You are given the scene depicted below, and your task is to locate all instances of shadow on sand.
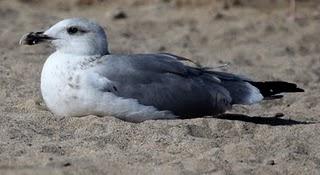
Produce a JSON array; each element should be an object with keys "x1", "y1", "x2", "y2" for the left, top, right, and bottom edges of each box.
[{"x1": 213, "y1": 113, "x2": 318, "y2": 126}]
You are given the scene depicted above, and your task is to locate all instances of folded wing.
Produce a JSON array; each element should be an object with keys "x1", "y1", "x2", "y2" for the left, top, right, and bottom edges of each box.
[{"x1": 95, "y1": 53, "x2": 232, "y2": 118}]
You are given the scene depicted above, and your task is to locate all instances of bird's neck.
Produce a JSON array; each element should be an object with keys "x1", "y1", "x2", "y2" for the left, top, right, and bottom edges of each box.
[{"x1": 51, "y1": 51, "x2": 103, "y2": 64}]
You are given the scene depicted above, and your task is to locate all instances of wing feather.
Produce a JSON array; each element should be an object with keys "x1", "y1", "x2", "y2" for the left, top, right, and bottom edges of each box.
[{"x1": 93, "y1": 53, "x2": 232, "y2": 118}]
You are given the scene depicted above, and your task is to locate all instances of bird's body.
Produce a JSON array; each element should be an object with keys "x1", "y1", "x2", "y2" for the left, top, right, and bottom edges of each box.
[
  {"x1": 41, "y1": 51, "x2": 234, "y2": 122},
  {"x1": 20, "y1": 18, "x2": 304, "y2": 122}
]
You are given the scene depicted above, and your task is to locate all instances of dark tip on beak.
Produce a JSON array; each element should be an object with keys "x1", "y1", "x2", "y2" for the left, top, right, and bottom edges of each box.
[{"x1": 19, "y1": 31, "x2": 55, "y2": 45}]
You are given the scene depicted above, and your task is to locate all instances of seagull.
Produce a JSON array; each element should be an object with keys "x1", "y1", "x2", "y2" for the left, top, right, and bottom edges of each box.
[{"x1": 19, "y1": 18, "x2": 304, "y2": 122}]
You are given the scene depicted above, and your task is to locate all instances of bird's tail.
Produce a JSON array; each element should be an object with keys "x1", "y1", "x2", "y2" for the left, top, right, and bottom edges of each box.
[
  {"x1": 249, "y1": 81, "x2": 304, "y2": 100},
  {"x1": 221, "y1": 80, "x2": 304, "y2": 105},
  {"x1": 206, "y1": 71, "x2": 304, "y2": 104}
]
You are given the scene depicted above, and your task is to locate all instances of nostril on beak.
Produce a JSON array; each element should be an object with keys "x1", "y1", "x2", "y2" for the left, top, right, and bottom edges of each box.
[{"x1": 19, "y1": 31, "x2": 55, "y2": 45}]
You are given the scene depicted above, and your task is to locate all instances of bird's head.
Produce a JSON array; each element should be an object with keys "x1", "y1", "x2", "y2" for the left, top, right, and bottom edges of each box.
[{"x1": 19, "y1": 18, "x2": 109, "y2": 56}]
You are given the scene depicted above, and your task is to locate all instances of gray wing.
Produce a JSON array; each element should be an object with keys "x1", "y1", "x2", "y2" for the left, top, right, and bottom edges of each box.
[{"x1": 95, "y1": 53, "x2": 232, "y2": 118}]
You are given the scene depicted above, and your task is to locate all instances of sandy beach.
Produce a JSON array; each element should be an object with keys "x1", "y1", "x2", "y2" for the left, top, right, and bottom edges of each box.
[{"x1": 0, "y1": 0, "x2": 320, "y2": 174}]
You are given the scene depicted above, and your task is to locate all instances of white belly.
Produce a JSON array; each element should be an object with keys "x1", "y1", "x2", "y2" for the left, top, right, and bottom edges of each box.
[
  {"x1": 40, "y1": 52, "x2": 176, "y2": 122},
  {"x1": 40, "y1": 53, "x2": 92, "y2": 117}
]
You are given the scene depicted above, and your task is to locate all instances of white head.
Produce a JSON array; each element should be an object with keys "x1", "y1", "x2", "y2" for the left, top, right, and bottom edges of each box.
[{"x1": 20, "y1": 18, "x2": 110, "y2": 56}]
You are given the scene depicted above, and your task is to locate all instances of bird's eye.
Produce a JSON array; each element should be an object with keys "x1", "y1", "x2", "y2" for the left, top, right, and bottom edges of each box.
[{"x1": 67, "y1": 27, "x2": 79, "y2": 35}]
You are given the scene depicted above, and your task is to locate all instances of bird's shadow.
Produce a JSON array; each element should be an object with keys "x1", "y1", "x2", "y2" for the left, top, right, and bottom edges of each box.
[{"x1": 212, "y1": 113, "x2": 318, "y2": 126}]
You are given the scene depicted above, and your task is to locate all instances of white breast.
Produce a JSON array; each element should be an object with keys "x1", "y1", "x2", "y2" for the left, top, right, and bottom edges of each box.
[{"x1": 41, "y1": 52, "x2": 89, "y2": 116}]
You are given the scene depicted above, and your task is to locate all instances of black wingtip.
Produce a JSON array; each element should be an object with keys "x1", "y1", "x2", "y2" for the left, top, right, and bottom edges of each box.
[
  {"x1": 285, "y1": 83, "x2": 305, "y2": 93},
  {"x1": 264, "y1": 95, "x2": 284, "y2": 100},
  {"x1": 249, "y1": 81, "x2": 305, "y2": 98},
  {"x1": 295, "y1": 87, "x2": 305, "y2": 92}
]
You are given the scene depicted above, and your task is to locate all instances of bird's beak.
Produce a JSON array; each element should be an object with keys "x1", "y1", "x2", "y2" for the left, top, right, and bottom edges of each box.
[{"x1": 19, "y1": 31, "x2": 56, "y2": 45}]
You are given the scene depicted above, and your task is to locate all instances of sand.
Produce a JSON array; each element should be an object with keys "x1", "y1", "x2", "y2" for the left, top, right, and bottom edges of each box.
[{"x1": 0, "y1": 0, "x2": 320, "y2": 174}]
